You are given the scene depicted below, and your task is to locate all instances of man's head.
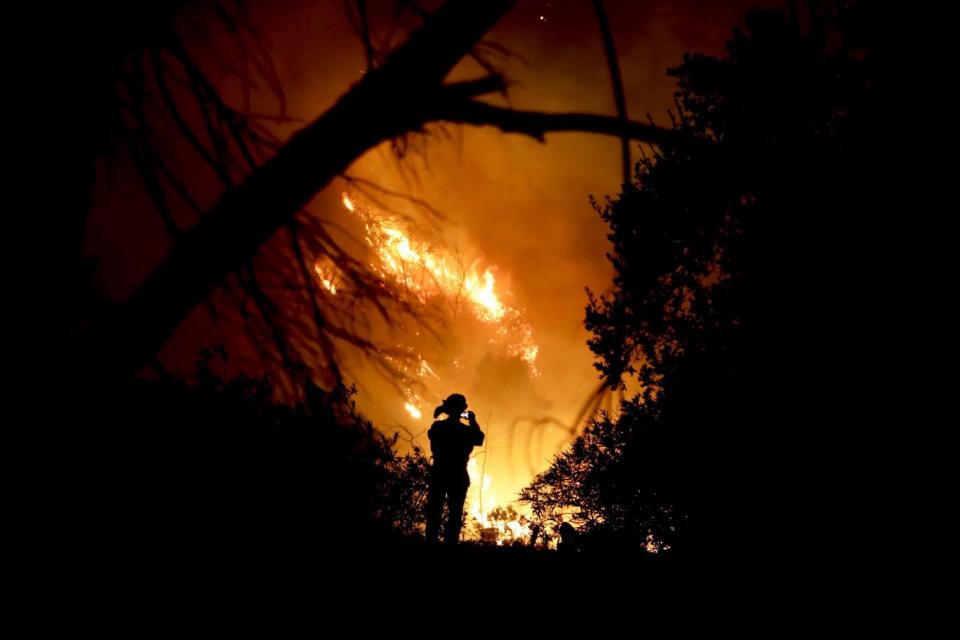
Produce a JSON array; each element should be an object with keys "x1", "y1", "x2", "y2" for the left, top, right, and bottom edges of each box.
[{"x1": 434, "y1": 393, "x2": 468, "y2": 418}]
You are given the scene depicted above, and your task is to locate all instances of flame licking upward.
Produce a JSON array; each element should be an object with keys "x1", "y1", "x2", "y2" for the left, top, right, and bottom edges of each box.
[
  {"x1": 359, "y1": 200, "x2": 507, "y2": 323},
  {"x1": 327, "y1": 192, "x2": 539, "y2": 376},
  {"x1": 464, "y1": 270, "x2": 505, "y2": 321}
]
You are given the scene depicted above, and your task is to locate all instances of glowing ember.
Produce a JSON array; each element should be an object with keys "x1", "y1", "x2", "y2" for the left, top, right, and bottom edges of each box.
[
  {"x1": 313, "y1": 263, "x2": 338, "y2": 295},
  {"x1": 404, "y1": 402, "x2": 422, "y2": 419},
  {"x1": 418, "y1": 358, "x2": 439, "y2": 380},
  {"x1": 644, "y1": 534, "x2": 662, "y2": 553}
]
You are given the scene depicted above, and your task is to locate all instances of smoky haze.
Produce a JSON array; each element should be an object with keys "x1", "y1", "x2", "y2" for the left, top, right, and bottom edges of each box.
[{"x1": 84, "y1": 0, "x2": 777, "y2": 513}]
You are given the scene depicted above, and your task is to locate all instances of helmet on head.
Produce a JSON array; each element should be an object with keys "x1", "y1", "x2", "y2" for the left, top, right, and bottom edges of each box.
[{"x1": 433, "y1": 393, "x2": 468, "y2": 418}]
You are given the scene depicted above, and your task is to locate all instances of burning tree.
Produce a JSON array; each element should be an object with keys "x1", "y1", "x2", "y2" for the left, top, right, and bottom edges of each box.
[
  {"x1": 327, "y1": 191, "x2": 539, "y2": 414},
  {"x1": 60, "y1": 0, "x2": 683, "y2": 396}
]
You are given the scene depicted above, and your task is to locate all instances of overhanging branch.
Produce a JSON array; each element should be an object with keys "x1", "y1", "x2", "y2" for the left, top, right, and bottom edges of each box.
[
  {"x1": 431, "y1": 99, "x2": 687, "y2": 147},
  {"x1": 91, "y1": 0, "x2": 699, "y2": 381}
]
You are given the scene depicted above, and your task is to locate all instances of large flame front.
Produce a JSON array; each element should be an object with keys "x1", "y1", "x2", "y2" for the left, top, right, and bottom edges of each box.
[
  {"x1": 325, "y1": 192, "x2": 539, "y2": 380},
  {"x1": 357, "y1": 195, "x2": 511, "y2": 327},
  {"x1": 315, "y1": 192, "x2": 541, "y2": 545}
]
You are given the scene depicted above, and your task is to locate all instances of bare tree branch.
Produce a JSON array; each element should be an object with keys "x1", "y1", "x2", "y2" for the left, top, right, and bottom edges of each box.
[
  {"x1": 591, "y1": 0, "x2": 631, "y2": 185},
  {"x1": 441, "y1": 75, "x2": 508, "y2": 101},
  {"x1": 431, "y1": 99, "x2": 684, "y2": 147}
]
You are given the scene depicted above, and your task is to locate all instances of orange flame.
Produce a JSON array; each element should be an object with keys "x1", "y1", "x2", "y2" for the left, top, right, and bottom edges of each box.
[
  {"x1": 467, "y1": 459, "x2": 532, "y2": 545},
  {"x1": 464, "y1": 269, "x2": 505, "y2": 321},
  {"x1": 329, "y1": 192, "x2": 539, "y2": 376}
]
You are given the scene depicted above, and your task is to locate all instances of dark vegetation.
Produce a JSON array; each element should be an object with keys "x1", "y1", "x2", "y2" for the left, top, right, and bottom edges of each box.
[{"x1": 29, "y1": 0, "x2": 906, "y2": 586}]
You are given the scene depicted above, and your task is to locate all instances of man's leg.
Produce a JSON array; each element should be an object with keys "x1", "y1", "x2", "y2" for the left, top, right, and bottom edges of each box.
[
  {"x1": 425, "y1": 477, "x2": 445, "y2": 543},
  {"x1": 445, "y1": 481, "x2": 469, "y2": 545}
]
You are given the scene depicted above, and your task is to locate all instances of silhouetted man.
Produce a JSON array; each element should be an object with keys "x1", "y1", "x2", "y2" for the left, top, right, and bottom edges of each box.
[
  {"x1": 557, "y1": 522, "x2": 580, "y2": 553},
  {"x1": 425, "y1": 393, "x2": 484, "y2": 544}
]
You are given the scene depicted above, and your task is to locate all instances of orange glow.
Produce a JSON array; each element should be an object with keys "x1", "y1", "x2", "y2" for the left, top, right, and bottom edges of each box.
[
  {"x1": 467, "y1": 458, "x2": 532, "y2": 545},
  {"x1": 318, "y1": 192, "x2": 548, "y2": 542}
]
